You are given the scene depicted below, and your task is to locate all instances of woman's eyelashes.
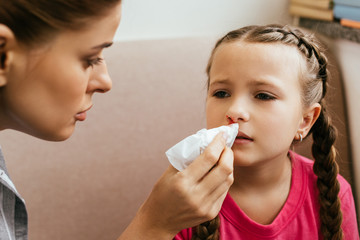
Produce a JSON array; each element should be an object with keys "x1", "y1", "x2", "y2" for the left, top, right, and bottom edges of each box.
[
  {"x1": 84, "y1": 57, "x2": 104, "y2": 68},
  {"x1": 86, "y1": 57, "x2": 104, "y2": 68}
]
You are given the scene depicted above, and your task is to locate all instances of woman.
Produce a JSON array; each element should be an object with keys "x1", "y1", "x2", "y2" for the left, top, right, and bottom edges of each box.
[{"x1": 0, "y1": 1, "x2": 233, "y2": 239}]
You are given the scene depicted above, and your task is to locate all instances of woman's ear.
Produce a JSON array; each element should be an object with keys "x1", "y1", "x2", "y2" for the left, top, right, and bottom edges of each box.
[
  {"x1": 0, "y1": 24, "x2": 16, "y2": 87},
  {"x1": 298, "y1": 103, "x2": 322, "y2": 138}
]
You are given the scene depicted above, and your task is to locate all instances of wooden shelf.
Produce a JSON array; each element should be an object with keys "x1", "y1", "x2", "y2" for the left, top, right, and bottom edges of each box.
[{"x1": 298, "y1": 18, "x2": 360, "y2": 43}]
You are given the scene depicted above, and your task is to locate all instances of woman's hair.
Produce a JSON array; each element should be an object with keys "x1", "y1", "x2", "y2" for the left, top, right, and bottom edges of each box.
[
  {"x1": 0, "y1": 0, "x2": 121, "y2": 47},
  {"x1": 192, "y1": 24, "x2": 343, "y2": 240}
]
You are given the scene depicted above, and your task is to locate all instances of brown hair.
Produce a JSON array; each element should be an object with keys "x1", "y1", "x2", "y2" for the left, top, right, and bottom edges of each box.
[
  {"x1": 193, "y1": 24, "x2": 343, "y2": 240},
  {"x1": 0, "y1": 0, "x2": 121, "y2": 47}
]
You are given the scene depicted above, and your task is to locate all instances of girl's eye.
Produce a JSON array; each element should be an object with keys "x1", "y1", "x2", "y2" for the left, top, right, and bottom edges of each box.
[
  {"x1": 255, "y1": 93, "x2": 276, "y2": 100},
  {"x1": 86, "y1": 57, "x2": 103, "y2": 68},
  {"x1": 213, "y1": 90, "x2": 231, "y2": 98}
]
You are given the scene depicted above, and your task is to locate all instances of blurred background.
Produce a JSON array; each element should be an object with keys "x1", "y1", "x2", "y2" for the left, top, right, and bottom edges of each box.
[
  {"x1": 114, "y1": 0, "x2": 291, "y2": 41},
  {"x1": 0, "y1": 0, "x2": 359, "y2": 239}
]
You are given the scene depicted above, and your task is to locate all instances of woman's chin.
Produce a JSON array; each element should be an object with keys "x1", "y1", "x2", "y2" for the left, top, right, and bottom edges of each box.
[{"x1": 28, "y1": 127, "x2": 75, "y2": 142}]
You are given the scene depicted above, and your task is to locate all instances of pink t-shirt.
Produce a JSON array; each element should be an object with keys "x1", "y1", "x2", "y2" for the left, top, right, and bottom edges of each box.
[{"x1": 174, "y1": 152, "x2": 359, "y2": 239}]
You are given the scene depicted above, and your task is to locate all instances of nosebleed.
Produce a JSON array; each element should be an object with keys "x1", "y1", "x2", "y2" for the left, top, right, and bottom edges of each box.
[{"x1": 166, "y1": 123, "x2": 239, "y2": 171}]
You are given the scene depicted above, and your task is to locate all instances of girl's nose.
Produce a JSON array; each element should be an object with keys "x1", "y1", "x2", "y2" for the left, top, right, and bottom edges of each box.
[
  {"x1": 226, "y1": 104, "x2": 250, "y2": 124},
  {"x1": 87, "y1": 63, "x2": 112, "y2": 93}
]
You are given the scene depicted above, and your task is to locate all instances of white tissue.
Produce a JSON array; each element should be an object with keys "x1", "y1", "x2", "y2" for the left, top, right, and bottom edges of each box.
[{"x1": 166, "y1": 123, "x2": 239, "y2": 171}]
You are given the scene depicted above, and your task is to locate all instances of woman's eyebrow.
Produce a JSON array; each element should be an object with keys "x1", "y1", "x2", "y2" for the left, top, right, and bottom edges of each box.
[{"x1": 92, "y1": 42, "x2": 113, "y2": 49}]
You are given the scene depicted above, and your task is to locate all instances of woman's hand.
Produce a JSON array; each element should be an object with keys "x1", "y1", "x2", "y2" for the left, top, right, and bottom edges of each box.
[{"x1": 118, "y1": 133, "x2": 234, "y2": 240}]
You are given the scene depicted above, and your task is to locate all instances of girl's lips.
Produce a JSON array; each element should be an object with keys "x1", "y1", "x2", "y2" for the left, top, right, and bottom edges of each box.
[
  {"x1": 234, "y1": 137, "x2": 253, "y2": 144},
  {"x1": 234, "y1": 131, "x2": 253, "y2": 144},
  {"x1": 237, "y1": 131, "x2": 252, "y2": 139}
]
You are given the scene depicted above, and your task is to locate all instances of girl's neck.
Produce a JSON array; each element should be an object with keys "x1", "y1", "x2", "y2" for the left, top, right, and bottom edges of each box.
[
  {"x1": 230, "y1": 153, "x2": 292, "y2": 193},
  {"x1": 229, "y1": 153, "x2": 292, "y2": 225}
]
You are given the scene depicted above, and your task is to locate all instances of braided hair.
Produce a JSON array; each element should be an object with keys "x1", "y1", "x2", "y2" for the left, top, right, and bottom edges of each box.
[
  {"x1": 193, "y1": 24, "x2": 343, "y2": 240},
  {"x1": 191, "y1": 215, "x2": 220, "y2": 240}
]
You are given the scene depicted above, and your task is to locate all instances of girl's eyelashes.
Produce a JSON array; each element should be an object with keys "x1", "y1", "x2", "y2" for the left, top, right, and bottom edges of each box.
[
  {"x1": 255, "y1": 92, "x2": 276, "y2": 101},
  {"x1": 213, "y1": 90, "x2": 231, "y2": 98},
  {"x1": 86, "y1": 57, "x2": 104, "y2": 68},
  {"x1": 210, "y1": 89, "x2": 277, "y2": 101}
]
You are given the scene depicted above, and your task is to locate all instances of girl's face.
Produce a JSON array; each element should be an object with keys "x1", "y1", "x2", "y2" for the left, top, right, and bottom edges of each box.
[
  {"x1": 0, "y1": 3, "x2": 121, "y2": 141},
  {"x1": 206, "y1": 42, "x2": 306, "y2": 166}
]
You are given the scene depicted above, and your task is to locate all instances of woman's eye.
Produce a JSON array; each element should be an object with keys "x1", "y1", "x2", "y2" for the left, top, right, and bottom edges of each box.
[
  {"x1": 255, "y1": 93, "x2": 276, "y2": 100},
  {"x1": 86, "y1": 57, "x2": 103, "y2": 68},
  {"x1": 213, "y1": 90, "x2": 230, "y2": 98}
]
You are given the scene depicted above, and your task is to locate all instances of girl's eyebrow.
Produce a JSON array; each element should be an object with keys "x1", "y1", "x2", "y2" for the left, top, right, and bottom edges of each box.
[
  {"x1": 249, "y1": 78, "x2": 283, "y2": 90},
  {"x1": 250, "y1": 80, "x2": 274, "y2": 87},
  {"x1": 209, "y1": 78, "x2": 284, "y2": 91},
  {"x1": 92, "y1": 42, "x2": 113, "y2": 49},
  {"x1": 209, "y1": 79, "x2": 232, "y2": 87}
]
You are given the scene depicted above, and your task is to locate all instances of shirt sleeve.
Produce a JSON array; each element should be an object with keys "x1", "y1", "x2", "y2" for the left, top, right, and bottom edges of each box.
[
  {"x1": 339, "y1": 179, "x2": 360, "y2": 240},
  {"x1": 173, "y1": 228, "x2": 193, "y2": 240}
]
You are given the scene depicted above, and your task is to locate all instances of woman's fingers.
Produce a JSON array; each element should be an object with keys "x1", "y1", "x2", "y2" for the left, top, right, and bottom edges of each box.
[
  {"x1": 178, "y1": 134, "x2": 234, "y2": 222},
  {"x1": 200, "y1": 146, "x2": 234, "y2": 196},
  {"x1": 184, "y1": 132, "x2": 227, "y2": 182},
  {"x1": 194, "y1": 146, "x2": 234, "y2": 219},
  {"x1": 128, "y1": 134, "x2": 234, "y2": 237}
]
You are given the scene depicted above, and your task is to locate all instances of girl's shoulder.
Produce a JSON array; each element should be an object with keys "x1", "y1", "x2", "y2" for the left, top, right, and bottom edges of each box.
[{"x1": 290, "y1": 151, "x2": 353, "y2": 197}]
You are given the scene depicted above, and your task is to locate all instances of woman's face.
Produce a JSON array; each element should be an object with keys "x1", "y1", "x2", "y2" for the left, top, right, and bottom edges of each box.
[
  {"x1": 206, "y1": 41, "x2": 306, "y2": 166},
  {"x1": 0, "y1": 3, "x2": 121, "y2": 141}
]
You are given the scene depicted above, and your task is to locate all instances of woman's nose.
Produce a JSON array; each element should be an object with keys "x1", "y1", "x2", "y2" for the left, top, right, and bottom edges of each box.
[
  {"x1": 87, "y1": 63, "x2": 112, "y2": 93},
  {"x1": 226, "y1": 101, "x2": 250, "y2": 124}
]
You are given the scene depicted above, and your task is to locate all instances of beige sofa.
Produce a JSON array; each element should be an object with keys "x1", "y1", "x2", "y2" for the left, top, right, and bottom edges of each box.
[{"x1": 0, "y1": 35, "x2": 358, "y2": 239}]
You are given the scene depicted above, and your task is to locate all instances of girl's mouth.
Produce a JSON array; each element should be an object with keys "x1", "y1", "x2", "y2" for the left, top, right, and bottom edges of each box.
[{"x1": 234, "y1": 131, "x2": 253, "y2": 143}]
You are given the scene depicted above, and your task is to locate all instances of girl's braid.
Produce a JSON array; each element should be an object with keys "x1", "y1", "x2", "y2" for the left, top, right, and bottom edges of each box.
[
  {"x1": 277, "y1": 27, "x2": 343, "y2": 239},
  {"x1": 312, "y1": 103, "x2": 343, "y2": 239},
  {"x1": 191, "y1": 215, "x2": 220, "y2": 240}
]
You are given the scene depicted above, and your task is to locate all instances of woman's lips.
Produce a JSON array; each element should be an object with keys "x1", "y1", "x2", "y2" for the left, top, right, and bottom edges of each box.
[
  {"x1": 75, "y1": 105, "x2": 92, "y2": 121},
  {"x1": 75, "y1": 111, "x2": 87, "y2": 121}
]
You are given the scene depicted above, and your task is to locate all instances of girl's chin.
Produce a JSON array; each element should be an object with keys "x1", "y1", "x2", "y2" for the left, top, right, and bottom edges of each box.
[
  {"x1": 233, "y1": 160, "x2": 255, "y2": 167},
  {"x1": 232, "y1": 151, "x2": 256, "y2": 167}
]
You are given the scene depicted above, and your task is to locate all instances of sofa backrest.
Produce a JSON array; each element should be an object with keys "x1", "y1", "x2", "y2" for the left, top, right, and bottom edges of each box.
[{"x1": 0, "y1": 36, "x2": 357, "y2": 239}]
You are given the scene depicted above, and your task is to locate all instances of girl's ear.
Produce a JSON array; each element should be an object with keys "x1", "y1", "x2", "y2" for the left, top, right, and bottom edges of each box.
[
  {"x1": 0, "y1": 24, "x2": 16, "y2": 87},
  {"x1": 298, "y1": 103, "x2": 322, "y2": 138}
]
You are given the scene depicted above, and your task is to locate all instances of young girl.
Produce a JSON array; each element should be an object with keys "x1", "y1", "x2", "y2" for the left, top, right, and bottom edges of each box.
[
  {"x1": 0, "y1": 1, "x2": 234, "y2": 239},
  {"x1": 174, "y1": 24, "x2": 359, "y2": 239}
]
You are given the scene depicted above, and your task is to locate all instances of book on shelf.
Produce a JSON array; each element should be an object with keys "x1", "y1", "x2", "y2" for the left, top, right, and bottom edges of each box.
[
  {"x1": 289, "y1": 3, "x2": 334, "y2": 21},
  {"x1": 334, "y1": 4, "x2": 360, "y2": 21},
  {"x1": 291, "y1": 0, "x2": 333, "y2": 10},
  {"x1": 333, "y1": 0, "x2": 360, "y2": 8},
  {"x1": 340, "y1": 18, "x2": 360, "y2": 29}
]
